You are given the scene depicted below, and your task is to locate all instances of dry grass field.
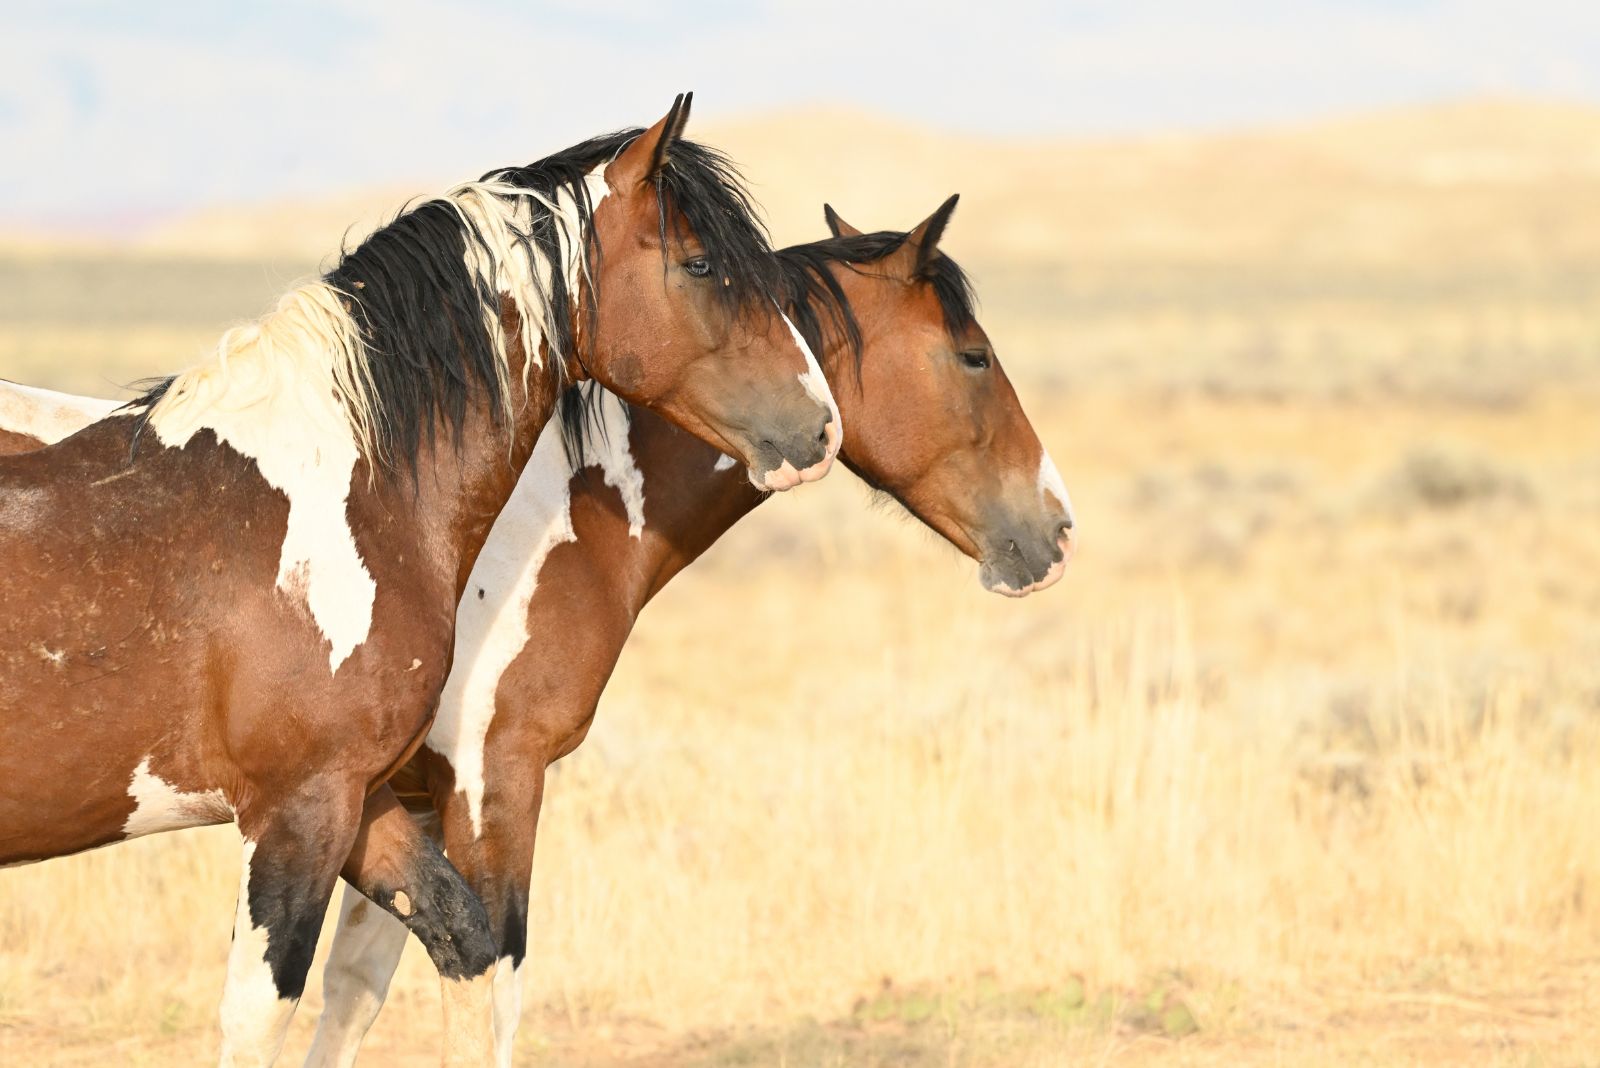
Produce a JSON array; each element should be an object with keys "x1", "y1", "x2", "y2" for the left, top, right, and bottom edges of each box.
[{"x1": 5, "y1": 100, "x2": 1600, "y2": 1065}]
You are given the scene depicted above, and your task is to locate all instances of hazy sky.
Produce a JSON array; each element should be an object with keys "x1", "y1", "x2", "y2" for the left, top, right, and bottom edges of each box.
[{"x1": 3, "y1": 1, "x2": 1598, "y2": 227}]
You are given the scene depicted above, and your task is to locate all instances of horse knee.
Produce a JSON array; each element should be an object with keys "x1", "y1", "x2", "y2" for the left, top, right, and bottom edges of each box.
[{"x1": 371, "y1": 844, "x2": 497, "y2": 980}]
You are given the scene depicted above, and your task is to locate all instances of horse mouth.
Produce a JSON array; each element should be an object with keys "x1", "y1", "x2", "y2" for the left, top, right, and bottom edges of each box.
[
  {"x1": 740, "y1": 425, "x2": 838, "y2": 492},
  {"x1": 978, "y1": 534, "x2": 1075, "y2": 598},
  {"x1": 752, "y1": 452, "x2": 834, "y2": 492}
]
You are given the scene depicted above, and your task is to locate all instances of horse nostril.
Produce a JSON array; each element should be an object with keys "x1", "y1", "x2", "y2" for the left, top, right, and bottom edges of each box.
[{"x1": 1058, "y1": 519, "x2": 1074, "y2": 538}]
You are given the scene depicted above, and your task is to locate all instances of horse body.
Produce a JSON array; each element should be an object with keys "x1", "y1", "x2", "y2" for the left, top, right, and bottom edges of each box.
[
  {"x1": 0, "y1": 279, "x2": 525, "y2": 866},
  {"x1": 0, "y1": 330, "x2": 495, "y2": 846},
  {"x1": 0, "y1": 95, "x2": 840, "y2": 1066}
]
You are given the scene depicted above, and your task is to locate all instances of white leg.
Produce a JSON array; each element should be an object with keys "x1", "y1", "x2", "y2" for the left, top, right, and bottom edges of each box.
[
  {"x1": 491, "y1": 956, "x2": 524, "y2": 1067},
  {"x1": 218, "y1": 841, "x2": 298, "y2": 1068},
  {"x1": 303, "y1": 884, "x2": 411, "y2": 1068},
  {"x1": 440, "y1": 971, "x2": 496, "y2": 1066}
]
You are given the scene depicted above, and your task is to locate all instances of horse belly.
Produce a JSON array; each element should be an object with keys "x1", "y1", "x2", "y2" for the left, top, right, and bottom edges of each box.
[{"x1": 0, "y1": 652, "x2": 219, "y2": 864}]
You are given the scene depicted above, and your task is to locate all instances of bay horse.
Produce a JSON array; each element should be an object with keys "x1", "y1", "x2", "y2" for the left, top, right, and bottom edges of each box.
[
  {"x1": 285, "y1": 196, "x2": 1068, "y2": 1064},
  {"x1": 0, "y1": 94, "x2": 839, "y2": 1066}
]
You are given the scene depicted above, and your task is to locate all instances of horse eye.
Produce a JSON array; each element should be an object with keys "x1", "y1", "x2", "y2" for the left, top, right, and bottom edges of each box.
[
  {"x1": 684, "y1": 258, "x2": 713, "y2": 278},
  {"x1": 960, "y1": 350, "x2": 991, "y2": 370}
]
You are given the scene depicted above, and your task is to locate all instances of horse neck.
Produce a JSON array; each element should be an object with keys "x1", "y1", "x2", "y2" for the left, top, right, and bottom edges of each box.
[
  {"x1": 388, "y1": 340, "x2": 566, "y2": 599},
  {"x1": 553, "y1": 402, "x2": 764, "y2": 611},
  {"x1": 654, "y1": 425, "x2": 775, "y2": 602},
  {"x1": 577, "y1": 309, "x2": 859, "y2": 610}
]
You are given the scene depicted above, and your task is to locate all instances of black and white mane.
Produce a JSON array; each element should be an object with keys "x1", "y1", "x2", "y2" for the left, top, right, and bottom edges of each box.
[{"x1": 133, "y1": 128, "x2": 784, "y2": 481}]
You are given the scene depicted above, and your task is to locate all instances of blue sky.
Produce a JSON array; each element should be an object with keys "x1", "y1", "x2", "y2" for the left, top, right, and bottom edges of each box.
[{"x1": 2, "y1": 1, "x2": 1598, "y2": 227}]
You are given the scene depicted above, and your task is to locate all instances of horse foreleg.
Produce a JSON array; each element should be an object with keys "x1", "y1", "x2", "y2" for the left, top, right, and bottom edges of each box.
[
  {"x1": 434, "y1": 765, "x2": 546, "y2": 1068},
  {"x1": 219, "y1": 781, "x2": 365, "y2": 1068},
  {"x1": 302, "y1": 880, "x2": 412, "y2": 1068}
]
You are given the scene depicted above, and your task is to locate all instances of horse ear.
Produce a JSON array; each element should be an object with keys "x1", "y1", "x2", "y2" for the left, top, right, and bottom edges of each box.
[
  {"x1": 823, "y1": 203, "x2": 863, "y2": 239},
  {"x1": 897, "y1": 193, "x2": 959, "y2": 278},
  {"x1": 607, "y1": 92, "x2": 694, "y2": 191}
]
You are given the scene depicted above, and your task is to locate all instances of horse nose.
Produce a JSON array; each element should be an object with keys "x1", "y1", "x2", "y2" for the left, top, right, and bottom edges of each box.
[
  {"x1": 1055, "y1": 518, "x2": 1076, "y2": 564},
  {"x1": 819, "y1": 412, "x2": 842, "y2": 461},
  {"x1": 763, "y1": 417, "x2": 831, "y2": 469},
  {"x1": 797, "y1": 414, "x2": 829, "y2": 454}
]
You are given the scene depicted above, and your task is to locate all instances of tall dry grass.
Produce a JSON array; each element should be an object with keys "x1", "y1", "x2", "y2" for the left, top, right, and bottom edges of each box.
[{"x1": 5, "y1": 383, "x2": 1598, "y2": 1064}]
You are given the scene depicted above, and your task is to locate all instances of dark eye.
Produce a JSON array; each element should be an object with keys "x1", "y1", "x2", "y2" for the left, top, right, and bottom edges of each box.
[
  {"x1": 960, "y1": 349, "x2": 991, "y2": 370},
  {"x1": 683, "y1": 257, "x2": 713, "y2": 278}
]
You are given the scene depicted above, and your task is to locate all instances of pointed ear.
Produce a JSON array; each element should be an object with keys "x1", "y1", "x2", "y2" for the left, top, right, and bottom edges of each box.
[
  {"x1": 606, "y1": 92, "x2": 694, "y2": 191},
  {"x1": 903, "y1": 193, "x2": 959, "y2": 278},
  {"x1": 822, "y1": 203, "x2": 863, "y2": 239}
]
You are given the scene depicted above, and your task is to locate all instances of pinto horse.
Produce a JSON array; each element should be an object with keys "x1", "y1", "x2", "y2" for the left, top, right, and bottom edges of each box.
[
  {"x1": 0, "y1": 95, "x2": 839, "y2": 1066},
  {"x1": 286, "y1": 196, "x2": 1067, "y2": 1064}
]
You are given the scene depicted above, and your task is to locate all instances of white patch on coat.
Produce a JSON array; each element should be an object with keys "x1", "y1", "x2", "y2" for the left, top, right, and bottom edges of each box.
[
  {"x1": 588, "y1": 391, "x2": 646, "y2": 538},
  {"x1": 145, "y1": 283, "x2": 377, "y2": 672},
  {"x1": 1038, "y1": 450, "x2": 1074, "y2": 523},
  {"x1": 712, "y1": 452, "x2": 737, "y2": 472},
  {"x1": 122, "y1": 757, "x2": 232, "y2": 839},
  {"x1": 305, "y1": 885, "x2": 412, "y2": 1068},
  {"x1": 218, "y1": 839, "x2": 298, "y2": 1067},
  {"x1": 430, "y1": 392, "x2": 637, "y2": 836},
  {"x1": 430, "y1": 423, "x2": 575, "y2": 836},
  {"x1": 0, "y1": 380, "x2": 117, "y2": 445}
]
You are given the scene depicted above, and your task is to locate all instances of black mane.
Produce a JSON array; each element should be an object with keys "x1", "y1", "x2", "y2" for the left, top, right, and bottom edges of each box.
[
  {"x1": 132, "y1": 126, "x2": 782, "y2": 483},
  {"x1": 778, "y1": 230, "x2": 978, "y2": 357}
]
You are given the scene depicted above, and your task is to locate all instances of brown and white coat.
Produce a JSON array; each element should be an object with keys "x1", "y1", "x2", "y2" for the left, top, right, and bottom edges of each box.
[{"x1": 0, "y1": 97, "x2": 838, "y2": 1067}]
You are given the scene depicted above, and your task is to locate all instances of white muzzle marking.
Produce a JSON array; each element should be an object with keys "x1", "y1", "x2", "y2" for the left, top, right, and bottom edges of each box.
[{"x1": 784, "y1": 308, "x2": 840, "y2": 483}]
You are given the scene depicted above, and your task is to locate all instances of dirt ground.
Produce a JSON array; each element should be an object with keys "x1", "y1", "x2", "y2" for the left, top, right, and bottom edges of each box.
[{"x1": 8, "y1": 960, "x2": 1600, "y2": 1067}]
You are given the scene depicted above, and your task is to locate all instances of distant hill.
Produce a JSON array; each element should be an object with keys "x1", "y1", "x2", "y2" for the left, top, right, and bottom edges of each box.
[
  {"x1": 712, "y1": 98, "x2": 1600, "y2": 267},
  {"x1": 10, "y1": 98, "x2": 1600, "y2": 269}
]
